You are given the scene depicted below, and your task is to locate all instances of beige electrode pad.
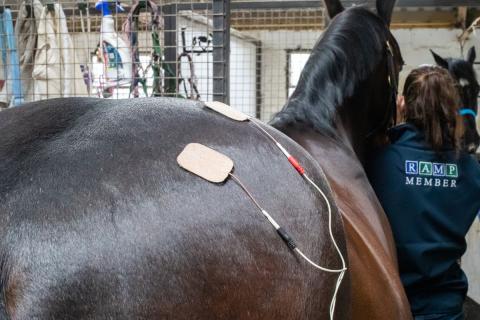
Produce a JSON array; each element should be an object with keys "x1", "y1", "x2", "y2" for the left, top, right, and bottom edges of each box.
[
  {"x1": 177, "y1": 143, "x2": 234, "y2": 183},
  {"x1": 204, "y1": 101, "x2": 249, "y2": 122}
]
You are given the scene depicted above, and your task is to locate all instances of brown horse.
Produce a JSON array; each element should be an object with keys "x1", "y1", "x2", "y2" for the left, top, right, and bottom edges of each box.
[{"x1": 271, "y1": 1, "x2": 413, "y2": 319}]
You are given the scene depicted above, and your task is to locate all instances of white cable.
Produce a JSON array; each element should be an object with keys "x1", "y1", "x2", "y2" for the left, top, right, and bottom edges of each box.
[
  {"x1": 261, "y1": 209, "x2": 281, "y2": 230},
  {"x1": 300, "y1": 174, "x2": 347, "y2": 320},
  {"x1": 303, "y1": 174, "x2": 347, "y2": 271},
  {"x1": 249, "y1": 118, "x2": 347, "y2": 270},
  {"x1": 294, "y1": 248, "x2": 345, "y2": 273},
  {"x1": 330, "y1": 269, "x2": 346, "y2": 319},
  {"x1": 247, "y1": 118, "x2": 348, "y2": 320}
]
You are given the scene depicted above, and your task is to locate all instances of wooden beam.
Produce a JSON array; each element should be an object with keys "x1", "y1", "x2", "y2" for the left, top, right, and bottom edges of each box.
[{"x1": 457, "y1": 6, "x2": 468, "y2": 29}]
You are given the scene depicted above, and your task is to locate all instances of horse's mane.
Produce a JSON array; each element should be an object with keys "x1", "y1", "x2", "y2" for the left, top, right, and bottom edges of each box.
[{"x1": 270, "y1": 7, "x2": 392, "y2": 135}]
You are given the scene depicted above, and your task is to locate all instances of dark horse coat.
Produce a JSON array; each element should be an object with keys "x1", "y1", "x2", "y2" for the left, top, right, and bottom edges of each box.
[
  {"x1": 431, "y1": 47, "x2": 480, "y2": 153},
  {"x1": 0, "y1": 98, "x2": 348, "y2": 319}
]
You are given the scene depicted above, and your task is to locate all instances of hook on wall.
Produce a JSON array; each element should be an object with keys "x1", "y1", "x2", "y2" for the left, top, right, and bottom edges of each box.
[{"x1": 77, "y1": 0, "x2": 89, "y2": 15}]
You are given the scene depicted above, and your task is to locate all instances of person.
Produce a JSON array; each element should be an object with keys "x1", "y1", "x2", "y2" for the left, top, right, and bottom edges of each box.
[{"x1": 367, "y1": 66, "x2": 480, "y2": 320}]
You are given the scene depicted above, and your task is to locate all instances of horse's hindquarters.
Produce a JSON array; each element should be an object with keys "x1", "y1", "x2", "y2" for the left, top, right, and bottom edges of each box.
[{"x1": 0, "y1": 98, "x2": 350, "y2": 319}]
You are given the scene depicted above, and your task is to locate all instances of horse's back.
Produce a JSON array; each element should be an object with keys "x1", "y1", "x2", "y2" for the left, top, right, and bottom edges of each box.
[{"x1": 0, "y1": 98, "x2": 348, "y2": 319}]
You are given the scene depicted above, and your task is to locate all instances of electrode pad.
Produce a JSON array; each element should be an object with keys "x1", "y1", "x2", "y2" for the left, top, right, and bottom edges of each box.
[
  {"x1": 204, "y1": 101, "x2": 249, "y2": 122},
  {"x1": 177, "y1": 143, "x2": 234, "y2": 183}
]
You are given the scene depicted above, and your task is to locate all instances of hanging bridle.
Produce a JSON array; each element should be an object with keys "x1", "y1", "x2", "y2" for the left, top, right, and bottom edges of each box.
[
  {"x1": 366, "y1": 39, "x2": 400, "y2": 139},
  {"x1": 386, "y1": 40, "x2": 399, "y2": 126}
]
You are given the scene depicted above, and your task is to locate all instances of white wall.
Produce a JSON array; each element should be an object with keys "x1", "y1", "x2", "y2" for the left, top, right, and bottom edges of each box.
[
  {"x1": 393, "y1": 29, "x2": 479, "y2": 92},
  {"x1": 230, "y1": 36, "x2": 257, "y2": 117},
  {"x1": 177, "y1": 16, "x2": 257, "y2": 117},
  {"x1": 243, "y1": 30, "x2": 321, "y2": 121},
  {"x1": 244, "y1": 28, "x2": 479, "y2": 122}
]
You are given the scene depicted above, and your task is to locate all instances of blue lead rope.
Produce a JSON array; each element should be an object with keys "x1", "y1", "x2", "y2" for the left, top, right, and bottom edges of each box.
[
  {"x1": 459, "y1": 108, "x2": 477, "y2": 118},
  {"x1": 0, "y1": 8, "x2": 24, "y2": 107}
]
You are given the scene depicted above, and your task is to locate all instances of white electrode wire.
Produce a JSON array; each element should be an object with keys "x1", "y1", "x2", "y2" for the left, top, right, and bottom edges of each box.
[
  {"x1": 248, "y1": 118, "x2": 348, "y2": 320},
  {"x1": 294, "y1": 248, "x2": 345, "y2": 273},
  {"x1": 230, "y1": 172, "x2": 345, "y2": 273},
  {"x1": 330, "y1": 269, "x2": 346, "y2": 319},
  {"x1": 249, "y1": 118, "x2": 278, "y2": 145},
  {"x1": 249, "y1": 118, "x2": 347, "y2": 269},
  {"x1": 304, "y1": 172, "x2": 347, "y2": 319},
  {"x1": 230, "y1": 170, "x2": 346, "y2": 320},
  {"x1": 229, "y1": 173, "x2": 263, "y2": 211},
  {"x1": 303, "y1": 174, "x2": 347, "y2": 271},
  {"x1": 229, "y1": 173, "x2": 281, "y2": 229}
]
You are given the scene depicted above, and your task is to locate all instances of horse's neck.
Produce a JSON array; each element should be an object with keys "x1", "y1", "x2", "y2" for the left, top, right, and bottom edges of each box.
[
  {"x1": 335, "y1": 111, "x2": 366, "y2": 161},
  {"x1": 278, "y1": 122, "x2": 397, "y2": 260},
  {"x1": 281, "y1": 123, "x2": 408, "y2": 320}
]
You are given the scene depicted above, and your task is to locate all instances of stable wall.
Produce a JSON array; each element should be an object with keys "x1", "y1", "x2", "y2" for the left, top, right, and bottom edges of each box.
[
  {"x1": 177, "y1": 15, "x2": 257, "y2": 117},
  {"x1": 245, "y1": 28, "x2": 479, "y2": 121},
  {"x1": 242, "y1": 30, "x2": 320, "y2": 121}
]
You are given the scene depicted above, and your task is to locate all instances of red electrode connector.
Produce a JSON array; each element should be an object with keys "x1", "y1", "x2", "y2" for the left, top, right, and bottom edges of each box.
[{"x1": 288, "y1": 156, "x2": 305, "y2": 175}]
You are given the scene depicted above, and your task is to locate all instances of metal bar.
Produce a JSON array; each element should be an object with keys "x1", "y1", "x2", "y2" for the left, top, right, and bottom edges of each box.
[
  {"x1": 212, "y1": 0, "x2": 230, "y2": 104},
  {"x1": 285, "y1": 50, "x2": 291, "y2": 103},
  {"x1": 163, "y1": 4, "x2": 177, "y2": 95},
  {"x1": 255, "y1": 41, "x2": 262, "y2": 119}
]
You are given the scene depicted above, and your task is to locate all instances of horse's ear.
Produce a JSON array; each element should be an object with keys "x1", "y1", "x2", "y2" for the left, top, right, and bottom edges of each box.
[
  {"x1": 376, "y1": 0, "x2": 396, "y2": 26},
  {"x1": 467, "y1": 46, "x2": 476, "y2": 65},
  {"x1": 322, "y1": 0, "x2": 344, "y2": 19},
  {"x1": 430, "y1": 50, "x2": 449, "y2": 69}
]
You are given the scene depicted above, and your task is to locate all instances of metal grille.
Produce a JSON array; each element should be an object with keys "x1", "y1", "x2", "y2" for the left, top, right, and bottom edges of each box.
[
  {"x1": 0, "y1": 0, "x2": 229, "y2": 108},
  {"x1": 231, "y1": 2, "x2": 325, "y2": 121},
  {"x1": 0, "y1": 0, "x2": 324, "y2": 120},
  {"x1": 1, "y1": 1, "x2": 479, "y2": 122}
]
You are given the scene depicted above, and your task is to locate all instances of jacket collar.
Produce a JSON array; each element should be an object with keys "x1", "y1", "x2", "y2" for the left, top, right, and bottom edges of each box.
[
  {"x1": 388, "y1": 123, "x2": 424, "y2": 144},
  {"x1": 388, "y1": 123, "x2": 454, "y2": 151}
]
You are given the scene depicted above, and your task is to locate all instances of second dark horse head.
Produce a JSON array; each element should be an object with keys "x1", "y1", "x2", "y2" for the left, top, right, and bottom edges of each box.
[{"x1": 431, "y1": 47, "x2": 480, "y2": 153}]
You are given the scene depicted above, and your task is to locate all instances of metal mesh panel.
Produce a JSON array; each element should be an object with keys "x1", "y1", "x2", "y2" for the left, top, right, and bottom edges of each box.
[
  {"x1": 0, "y1": 0, "x2": 323, "y2": 120},
  {"x1": 0, "y1": 0, "x2": 229, "y2": 108},
  {"x1": 2, "y1": 1, "x2": 477, "y2": 122},
  {"x1": 231, "y1": 1, "x2": 325, "y2": 121}
]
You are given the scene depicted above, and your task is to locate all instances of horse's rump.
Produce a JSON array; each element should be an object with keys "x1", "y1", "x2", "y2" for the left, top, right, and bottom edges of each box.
[{"x1": 0, "y1": 98, "x2": 348, "y2": 319}]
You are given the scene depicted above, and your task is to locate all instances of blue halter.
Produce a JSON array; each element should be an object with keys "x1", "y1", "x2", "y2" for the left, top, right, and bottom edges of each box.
[{"x1": 459, "y1": 108, "x2": 478, "y2": 118}]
